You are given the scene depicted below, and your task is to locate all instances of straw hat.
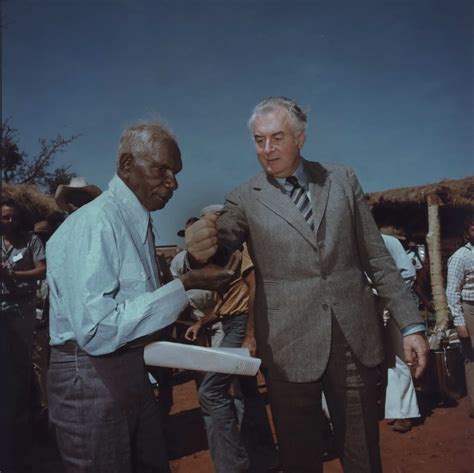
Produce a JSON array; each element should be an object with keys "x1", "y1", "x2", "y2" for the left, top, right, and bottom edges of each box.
[{"x1": 54, "y1": 177, "x2": 102, "y2": 211}]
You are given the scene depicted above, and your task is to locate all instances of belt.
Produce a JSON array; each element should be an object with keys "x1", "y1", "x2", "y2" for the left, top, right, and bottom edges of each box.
[
  {"x1": 217, "y1": 312, "x2": 248, "y2": 320},
  {"x1": 53, "y1": 339, "x2": 145, "y2": 355}
]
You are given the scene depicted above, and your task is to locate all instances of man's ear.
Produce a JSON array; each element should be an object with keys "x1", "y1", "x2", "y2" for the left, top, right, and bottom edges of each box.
[
  {"x1": 118, "y1": 153, "x2": 134, "y2": 178},
  {"x1": 296, "y1": 131, "x2": 306, "y2": 150}
]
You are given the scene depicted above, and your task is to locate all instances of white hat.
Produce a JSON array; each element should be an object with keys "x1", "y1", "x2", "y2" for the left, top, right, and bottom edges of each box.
[
  {"x1": 200, "y1": 204, "x2": 224, "y2": 216},
  {"x1": 54, "y1": 176, "x2": 102, "y2": 211}
]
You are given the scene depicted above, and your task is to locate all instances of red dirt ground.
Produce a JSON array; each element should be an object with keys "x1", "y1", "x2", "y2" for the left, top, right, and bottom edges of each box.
[
  {"x1": 32, "y1": 372, "x2": 473, "y2": 473},
  {"x1": 168, "y1": 379, "x2": 473, "y2": 473}
]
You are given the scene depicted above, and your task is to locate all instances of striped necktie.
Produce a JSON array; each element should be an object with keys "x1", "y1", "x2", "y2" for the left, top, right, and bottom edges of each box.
[{"x1": 286, "y1": 176, "x2": 315, "y2": 231}]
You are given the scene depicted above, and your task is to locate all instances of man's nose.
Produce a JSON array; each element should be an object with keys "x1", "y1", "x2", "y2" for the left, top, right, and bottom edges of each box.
[
  {"x1": 165, "y1": 171, "x2": 178, "y2": 190},
  {"x1": 264, "y1": 139, "x2": 273, "y2": 154}
]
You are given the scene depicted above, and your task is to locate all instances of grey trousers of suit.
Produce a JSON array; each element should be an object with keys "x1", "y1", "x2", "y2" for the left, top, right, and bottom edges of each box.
[
  {"x1": 48, "y1": 342, "x2": 170, "y2": 473},
  {"x1": 266, "y1": 317, "x2": 382, "y2": 473}
]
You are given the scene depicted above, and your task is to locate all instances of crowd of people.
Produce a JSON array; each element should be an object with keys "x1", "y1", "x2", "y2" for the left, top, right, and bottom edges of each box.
[{"x1": 1, "y1": 96, "x2": 472, "y2": 473}]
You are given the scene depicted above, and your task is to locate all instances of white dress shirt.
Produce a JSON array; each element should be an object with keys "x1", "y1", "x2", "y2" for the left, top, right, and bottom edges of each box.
[{"x1": 47, "y1": 174, "x2": 188, "y2": 355}]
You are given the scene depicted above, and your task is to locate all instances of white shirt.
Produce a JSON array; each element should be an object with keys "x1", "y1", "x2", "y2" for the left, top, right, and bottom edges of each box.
[
  {"x1": 47, "y1": 174, "x2": 188, "y2": 355},
  {"x1": 170, "y1": 250, "x2": 216, "y2": 320},
  {"x1": 446, "y1": 242, "x2": 474, "y2": 326}
]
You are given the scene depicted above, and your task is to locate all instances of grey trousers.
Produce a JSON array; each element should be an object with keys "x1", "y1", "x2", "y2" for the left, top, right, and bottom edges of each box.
[
  {"x1": 198, "y1": 314, "x2": 250, "y2": 473},
  {"x1": 198, "y1": 313, "x2": 277, "y2": 473},
  {"x1": 48, "y1": 342, "x2": 170, "y2": 473},
  {"x1": 266, "y1": 317, "x2": 382, "y2": 473}
]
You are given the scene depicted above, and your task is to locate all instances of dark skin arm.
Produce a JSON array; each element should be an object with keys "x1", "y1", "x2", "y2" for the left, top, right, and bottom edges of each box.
[
  {"x1": 413, "y1": 265, "x2": 434, "y2": 313},
  {"x1": 1, "y1": 260, "x2": 46, "y2": 281},
  {"x1": 241, "y1": 269, "x2": 257, "y2": 357},
  {"x1": 178, "y1": 252, "x2": 240, "y2": 292},
  {"x1": 184, "y1": 310, "x2": 219, "y2": 341}
]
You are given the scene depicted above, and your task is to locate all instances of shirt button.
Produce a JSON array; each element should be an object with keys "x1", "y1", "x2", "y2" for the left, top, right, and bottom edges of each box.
[{"x1": 322, "y1": 303, "x2": 329, "y2": 310}]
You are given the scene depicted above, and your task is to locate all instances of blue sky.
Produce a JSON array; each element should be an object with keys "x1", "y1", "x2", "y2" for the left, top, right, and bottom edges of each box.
[{"x1": 3, "y1": 0, "x2": 473, "y2": 245}]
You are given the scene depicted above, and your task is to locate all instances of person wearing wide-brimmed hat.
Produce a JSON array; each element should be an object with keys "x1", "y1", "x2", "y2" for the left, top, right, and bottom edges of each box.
[{"x1": 54, "y1": 176, "x2": 102, "y2": 214}]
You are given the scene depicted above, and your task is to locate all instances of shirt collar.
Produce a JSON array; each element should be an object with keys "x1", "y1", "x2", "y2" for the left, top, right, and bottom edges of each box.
[
  {"x1": 108, "y1": 174, "x2": 151, "y2": 244},
  {"x1": 466, "y1": 242, "x2": 473, "y2": 251},
  {"x1": 274, "y1": 159, "x2": 309, "y2": 193}
]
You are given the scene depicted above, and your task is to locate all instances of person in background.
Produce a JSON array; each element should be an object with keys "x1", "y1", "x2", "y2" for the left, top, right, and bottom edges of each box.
[
  {"x1": 46, "y1": 122, "x2": 239, "y2": 473},
  {"x1": 406, "y1": 238, "x2": 424, "y2": 272},
  {"x1": 446, "y1": 215, "x2": 474, "y2": 418},
  {"x1": 54, "y1": 176, "x2": 102, "y2": 215},
  {"x1": 379, "y1": 231, "x2": 421, "y2": 433},
  {"x1": 184, "y1": 204, "x2": 277, "y2": 473},
  {"x1": 0, "y1": 198, "x2": 47, "y2": 473},
  {"x1": 171, "y1": 216, "x2": 223, "y2": 346},
  {"x1": 30, "y1": 220, "x2": 55, "y2": 425}
]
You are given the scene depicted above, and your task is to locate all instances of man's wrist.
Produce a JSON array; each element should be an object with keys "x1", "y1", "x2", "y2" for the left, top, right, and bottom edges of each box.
[
  {"x1": 402, "y1": 323, "x2": 426, "y2": 337},
  {"x1": 185, "y1": 251, "x2": 207, "y2": 270}
]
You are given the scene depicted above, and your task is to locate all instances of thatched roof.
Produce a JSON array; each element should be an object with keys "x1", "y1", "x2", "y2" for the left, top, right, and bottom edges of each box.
[
  {"x1": 2, "y1": 182, "x2": 60, "y2": 224},
  {"x1": 367, "y1": 176, "x2": 474, "y2": 208}
]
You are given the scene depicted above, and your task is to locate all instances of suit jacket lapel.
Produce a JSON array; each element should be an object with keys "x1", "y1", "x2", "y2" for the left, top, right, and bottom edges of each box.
[
  {"x1": 304, "y1": 160, "x2": 331, "y2": 237},
  {"x1": 253, "y1": 172, "x2": 318, "y2": 251}
]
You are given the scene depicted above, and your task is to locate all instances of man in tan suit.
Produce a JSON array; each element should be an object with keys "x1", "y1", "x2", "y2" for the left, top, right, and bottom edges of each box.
[{"x1": 186, "y1": 97, "x2": 428, "y2": 473}]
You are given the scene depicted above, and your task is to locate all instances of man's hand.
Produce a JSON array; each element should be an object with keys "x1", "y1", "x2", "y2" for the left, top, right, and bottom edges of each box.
[
  {"x1": 185, "y1": 321, "x2": 202, "y2": 342},
  {"x1": 456, "y1": 325, "x2": 470, "y2": 338},
  {"x1": 185, "y1": 214, "x2": 219, "y2": 264},
  {"x1": 179, "y1": 252, "x2": 241, "y2": 292},
  {"x1": 403, "y1": 333, "x2": 429, "y2": 379},
  {"x1": 457, "y1": 326, "x2": 474, "y2": 361},
  {"x1": 241, "y1": 335, "x2": 257, "y2": 358}
]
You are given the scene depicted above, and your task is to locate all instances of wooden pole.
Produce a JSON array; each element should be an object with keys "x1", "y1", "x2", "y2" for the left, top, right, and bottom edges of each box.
[{"x1": 426, "y1": 194, "x2": 449, "y2": 331}]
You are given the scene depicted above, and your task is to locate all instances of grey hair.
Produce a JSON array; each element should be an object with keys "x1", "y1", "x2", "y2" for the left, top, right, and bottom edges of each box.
[
  {"x1": 117, "y1": 122, "x2": 177, "y2": 162},
  {"x1": 248, "y1": 96, "x2": 308, "y2": 135}
]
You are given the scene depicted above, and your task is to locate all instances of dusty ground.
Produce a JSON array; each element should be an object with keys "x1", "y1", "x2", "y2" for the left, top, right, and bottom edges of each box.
[
  {"x1": 33, "y1": 374, "x2": 473, "y2": 473},
  {"x1": 167, "y1": 377, "x2": 473, "y2": 473}
]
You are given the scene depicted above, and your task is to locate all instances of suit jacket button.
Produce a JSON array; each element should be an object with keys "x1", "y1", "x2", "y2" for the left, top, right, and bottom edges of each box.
[
  {"x1": 322, "y1": 303, "x2": 329, "y2": 310},
  {"x1": 321, "y1": 274, "x2": 327, "y2": 280}
]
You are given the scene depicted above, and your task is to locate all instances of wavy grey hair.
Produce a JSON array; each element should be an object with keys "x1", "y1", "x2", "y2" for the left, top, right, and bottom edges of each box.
[
  {"x1": 248, "y1": 96, "x2": 308, "y2": 136},
  {"x1": 117, "y1": 122, "x2": 177, "y2": 162}
]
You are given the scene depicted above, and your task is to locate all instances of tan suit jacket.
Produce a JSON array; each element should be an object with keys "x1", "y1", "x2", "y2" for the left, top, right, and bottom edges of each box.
[{"x1": 217, "y1": 159, "x2": 422, "y2": 382}]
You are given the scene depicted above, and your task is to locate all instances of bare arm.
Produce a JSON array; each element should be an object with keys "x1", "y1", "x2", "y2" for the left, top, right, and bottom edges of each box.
[
  {"x1": 184, "y1": 309, "x2": 219, "y2": 341},
  {"x1": 241, "y1": 269, "x2": 257, "y2": 357},
  {"x1": 1, "y1": 259, "x2": 46, "y2": 281}
]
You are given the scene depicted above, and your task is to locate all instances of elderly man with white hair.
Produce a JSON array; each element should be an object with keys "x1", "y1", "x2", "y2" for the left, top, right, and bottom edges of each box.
[
  {"x1": 46, "y1": 122, "x2": 238, "y2": 473},
  {"x1": 186, "y1": 97, "x2": 429, "y2": 473}
]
